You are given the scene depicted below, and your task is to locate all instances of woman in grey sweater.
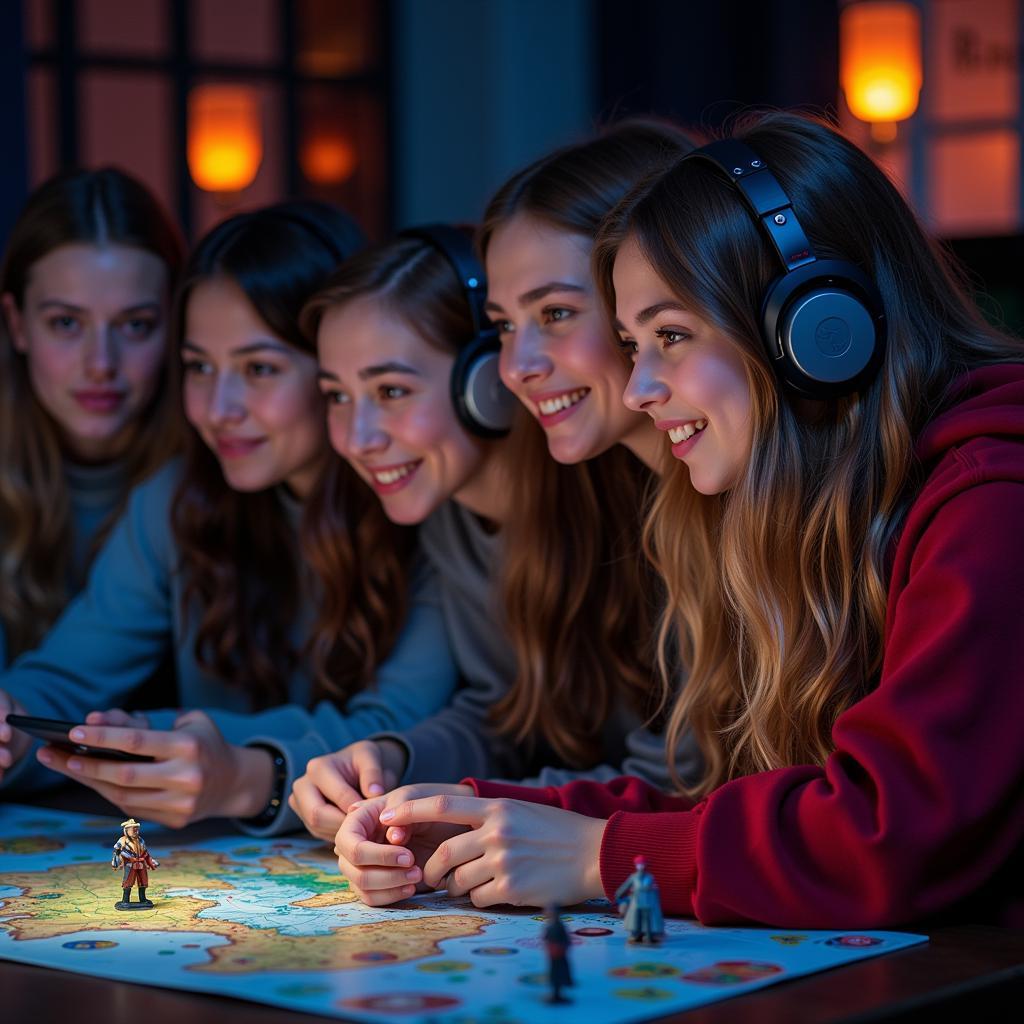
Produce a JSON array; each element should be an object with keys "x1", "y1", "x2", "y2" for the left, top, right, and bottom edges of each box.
[
  {"x1": 292, "y1": 122, "x2": 704, "y2": 846},
  {"x1": 0, "y1": 203, "x2": 456, "y2": 835},
  {"x1": 0, "y1": 168, "x2": 183, "y2": 668}
]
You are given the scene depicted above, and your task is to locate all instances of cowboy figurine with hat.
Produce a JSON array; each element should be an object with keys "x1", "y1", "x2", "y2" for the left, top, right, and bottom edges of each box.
[
  {"x1": 614, "y1": 855, "x2": 665, "y2": 944},
  {"x1": 111, "y1": 819, "x2": 159, "y2": 910}
]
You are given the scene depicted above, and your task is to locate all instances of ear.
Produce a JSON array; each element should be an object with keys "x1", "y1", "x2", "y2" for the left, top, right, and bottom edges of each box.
[{"x1": 1, "y1": 293, "x2": 27, "y2": 353}]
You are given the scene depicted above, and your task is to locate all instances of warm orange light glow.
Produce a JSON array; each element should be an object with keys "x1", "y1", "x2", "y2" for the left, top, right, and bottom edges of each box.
[
  {"x1": 840, "y1": 2, "x2": 922, "y2": 135},
  {"x1": 300, "y1": 134, "x2": 357, "y2": 185},
  {"x1": 187, "y1": 85, "x2": 263, "y2": 193}
]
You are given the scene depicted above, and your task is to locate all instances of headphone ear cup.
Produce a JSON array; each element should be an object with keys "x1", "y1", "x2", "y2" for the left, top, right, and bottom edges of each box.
[
  {"x1": 450, "y1": 332, "x2": 517, "y2": 438},
  {"x1": 761, "y1": 260, "x2": 885, "y2": 398}
]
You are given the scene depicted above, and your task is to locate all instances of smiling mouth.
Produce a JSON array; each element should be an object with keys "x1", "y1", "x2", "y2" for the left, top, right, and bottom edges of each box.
[
  {"x1": 668, "y1": 420, "x2": 706, "y2": 445},
  {"x1": 215, "y1": 437, "x2": 267, "y2": 458},
  {"x1": 367, "y1": 459, "x2": 422, "y2": 493},
  {"x1": 72, "y1": 391, "x2": 125, "y2": 413},
  {"x1": 534, "y1": 387, "x2": 590, "y2": 423}
]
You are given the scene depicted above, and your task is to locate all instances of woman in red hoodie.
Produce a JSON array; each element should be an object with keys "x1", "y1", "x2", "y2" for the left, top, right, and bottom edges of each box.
[{"x1": 332, "y1": 112, "x2": 1024, "y2": 929}]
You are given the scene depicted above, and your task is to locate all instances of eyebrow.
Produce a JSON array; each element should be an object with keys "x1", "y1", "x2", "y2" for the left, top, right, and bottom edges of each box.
[
  {"x1": 181, "y1": 339, "x2": 292, "y2": 357},
  {"x1": 635, "y1": 301, "x2": 692, "y2": 327},
  {"x1": 358, "y1": 361, "x2": 420, "y2": 380},
  {"x1": 484, "y1": 281, "x2": 587, "y2": 314},
  {"x1": 37, "y1": 300, "x2": 162, "y2": 315}
]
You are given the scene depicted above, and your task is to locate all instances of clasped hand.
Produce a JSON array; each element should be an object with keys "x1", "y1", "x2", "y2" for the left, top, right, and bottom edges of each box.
[{"x1": 334, "y1": 787, "x2": 606, "y2": 910}]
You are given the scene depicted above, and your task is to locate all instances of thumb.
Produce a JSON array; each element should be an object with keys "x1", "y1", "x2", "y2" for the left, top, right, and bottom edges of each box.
[
  {"x1": 353, "y1": 744, "x2": 388, "y2": 798},
  {"x1": 172, "y1": 708, "x2": 214, "y2": 733}
]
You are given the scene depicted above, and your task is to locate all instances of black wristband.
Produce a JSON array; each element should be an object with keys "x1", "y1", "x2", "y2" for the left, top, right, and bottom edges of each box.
[{"x1": 242, "y1": 744, "x2": 287, "y2": 827}]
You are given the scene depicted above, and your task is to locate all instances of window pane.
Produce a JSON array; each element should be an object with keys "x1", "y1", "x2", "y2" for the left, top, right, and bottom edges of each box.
[
  {"x1": 27, "y1": 67, "x2": 58, "y2": 185},
  {"x1": 297, "y1": 0, "x2": 378, "y2": 77},
  {"x1": 930, "y1": 130, "x2": 1020, "y2": 236},
  {"x1": 80, "y1": 70, "x2": 175, "y2": 217},
  {"x1": 929, "y1": 0, "x2": 1018, "y2": 122},
  {"x1": 24, "y1": 0, "x2": 52, "y2": 50},
  {"x1": 299, "y1": 84, "x2": 387, "y2": 239},
  {"x1": 80, "y1": 0, "x2": 168, "y2": 57},
  {"x1": 192, "y1": 0, "x2": 278, "y2": 65}
]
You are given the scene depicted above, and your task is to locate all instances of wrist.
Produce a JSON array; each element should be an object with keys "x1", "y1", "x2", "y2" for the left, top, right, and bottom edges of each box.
[
  {"x1": 228, "y1": 745, "x2": 276, "y2": 819},
  {"x1": 583, "y1": 815, "x2": 607, "y2": 901}
]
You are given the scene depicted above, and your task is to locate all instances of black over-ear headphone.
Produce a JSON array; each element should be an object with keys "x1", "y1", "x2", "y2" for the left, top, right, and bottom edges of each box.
[
  {"x1": 683, "y1": 139, "x2": 886, "y2": 398},
  {"x1": 400, "y1": 224, "x2": 516, "y2": 437}
]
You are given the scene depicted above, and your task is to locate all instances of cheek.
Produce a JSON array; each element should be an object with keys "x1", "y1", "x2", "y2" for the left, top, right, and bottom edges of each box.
[
  {"x1": 263, "y1": 381, "x2": 324, "y2": 441},
  {"x1": 24, "y1": 340, "x2": 76, "y2": 396},
  {"x1": 181, "y1": 379, "x2": 208, "y2": 428},
  {"x1": 561, "y1": 325, "x2": 629, "y2": 389},
  {"x1": 326, "y1": 410, "x2": 348, "y2": 455}
]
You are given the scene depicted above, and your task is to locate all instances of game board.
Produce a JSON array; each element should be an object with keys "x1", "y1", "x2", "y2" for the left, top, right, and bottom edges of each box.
[{"x1": 0, "y1": 803, "x2": 927, "y2": 1023}]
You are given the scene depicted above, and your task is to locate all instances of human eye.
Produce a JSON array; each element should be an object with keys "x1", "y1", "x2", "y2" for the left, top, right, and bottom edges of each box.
[
  {"x1": 246, "y1": 361, "x2": 281, "y2": 379},
  {"x1": 541, "y1": 306, "x2": 575, "y2": 326},
  {"x1": 181, "y1": 356, "x2": 212, "y2": 376},
  {"x1": 494, "y1": 317, "x2": 514, "y2": 338},
  {"x1": 47, "y1": 314, "x2": 82, "y2": 337},
  {"x1": 616, "y1": 336, "x2": 638, "y2": 360},
  {"x1": 118, "y1": 316, "x2": 159, "y2": 341},
  {"x1": 379, "y1": 383, "x2": 410, "y2": 400},
  {"x1": 654, "y1": 326, "x2": 692, "y2": 347},
  {"x1": 320, "y1": 387, "x2": 351, "y2": 406}
]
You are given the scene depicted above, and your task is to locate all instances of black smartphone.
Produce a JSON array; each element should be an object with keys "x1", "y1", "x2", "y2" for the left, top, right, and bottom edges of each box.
[{"x1": 5, "y1": 714, "x2": 155, "y2": 763}]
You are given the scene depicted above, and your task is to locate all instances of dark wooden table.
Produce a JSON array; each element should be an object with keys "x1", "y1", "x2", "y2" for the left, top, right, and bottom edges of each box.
[{"x1": 2, "y1": 791, "x2": 1021, "y2": 1022}]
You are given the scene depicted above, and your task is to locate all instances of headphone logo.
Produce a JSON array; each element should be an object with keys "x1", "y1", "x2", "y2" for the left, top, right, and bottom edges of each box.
[{"x1": 814, "y1": 317, "x2": 852, "y2": 357}]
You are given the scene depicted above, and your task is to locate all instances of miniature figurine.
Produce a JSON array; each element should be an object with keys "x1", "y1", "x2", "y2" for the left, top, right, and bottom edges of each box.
[
  {"x1": 542, "y1": 904, "x2": 573, "y2": 1004},
  {"x1": 614, "y1": 855, "x2": 664, "y2": 944},
  {"x1": 111, "y1": 818, "x2": 159, "y2": 910}
]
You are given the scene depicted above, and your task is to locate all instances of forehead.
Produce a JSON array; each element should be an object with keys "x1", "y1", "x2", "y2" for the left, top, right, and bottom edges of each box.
[
  {"x1": 318, "y1": 295, "x2": 454, "y2": 377},
  {"x1": 484, "y1": 215, "x2": 591, "y2": 298},
  {"x1": 184, "y1": 276, "x2": 285, "y2": 353},
  {"x1": 25, "y1": 242, "x2": 167, "y2": 306},
  {"x1": 612, "y1": 237, "x2": 672, "y2": 321}
]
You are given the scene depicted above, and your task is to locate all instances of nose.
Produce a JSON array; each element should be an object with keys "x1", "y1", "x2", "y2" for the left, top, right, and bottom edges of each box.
[
  {"x1": 501, "y1": 324, "x2": 554, "y2": 389},
  {"x1": 207, "y1": 372, "x2": 246, "y2": 426},
  {"x1": 83, "y1": 326, "x2": 118, "y2": 382},
  {"x1": 348, "y1": 400, "x2": 388, "y2": 456},
  {"x1": 623, "y1": 351, "x2": 671, "y2": 414}
]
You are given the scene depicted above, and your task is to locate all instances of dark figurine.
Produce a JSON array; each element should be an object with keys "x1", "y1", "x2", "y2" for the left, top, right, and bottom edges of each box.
[
  {"x1": 614, "y1": 855, "x2": 664, "y2": 944},
  {"x1": 542, "y1": 903, "x2": 574, "y2": 1004},
  {"x1": 111, "y1": 818, "x2": 159, "y2": 910}
]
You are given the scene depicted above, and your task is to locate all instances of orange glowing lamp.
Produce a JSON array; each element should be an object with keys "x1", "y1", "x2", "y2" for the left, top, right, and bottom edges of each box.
[
  {"x1": 840, "y1": 2, "x2": 922, "y2": 142},
  {"x1": 187, "y1": 85, "x2": 263, "y2": 193},
  {"x1": 300, "y1": 133, "x2": 357, "y2": 185}
]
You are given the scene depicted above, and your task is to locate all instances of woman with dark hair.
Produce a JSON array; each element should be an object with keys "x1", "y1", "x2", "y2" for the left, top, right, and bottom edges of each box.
[
  {"x1": 335, "y1": 112, "x2": 1024, "y2": 927},
  {"x1": 0, "y1": 167, "x2": 184, "y2": 666},
  {"x1": 290, "y1": 121, "x2": 701, "y2": 846},
  {"x1": 0, "y1": 202, "x2": 455, "y2": 835}
]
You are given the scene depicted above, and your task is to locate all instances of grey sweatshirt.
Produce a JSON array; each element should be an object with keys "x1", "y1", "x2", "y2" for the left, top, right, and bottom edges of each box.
[
  {"x1": 378, "y1": 499, "x2": 702, "y2": 791},
  {"x1": 0, "y1": 460, "x2": 457, "y2": 833}
]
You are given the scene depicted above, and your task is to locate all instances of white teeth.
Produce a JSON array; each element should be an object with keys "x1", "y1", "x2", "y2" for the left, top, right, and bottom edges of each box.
[
  {"x1": 538, "y1": 389, "x2": 589, "y2": 416},
  {"x1": 373, "y1": 462, "x2": 417, "y2": 485},
  {"x1": 668, "y1": 420, "x2": 707, "y2": 445}
]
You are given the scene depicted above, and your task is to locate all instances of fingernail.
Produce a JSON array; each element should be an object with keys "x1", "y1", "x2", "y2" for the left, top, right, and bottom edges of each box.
[
  {"x1": 379, "y1": 809, "x2": 395, "y2": 822},
  {"x1": 368, "y1": 784, "x2": 384, "y2": 796},
  {"x1": 67, "y1": 758, "x2": 82, "y2": 772},
  {"x1": 402, "y1": 885, "x2": 415, "y2": 896},
  {"x1": 406, "y1": 869, "x2": 420, "y2": 881},
  {"x1": 397, "y1": 853, "x2": 412, "y2": 867},
  {"x1": 37, "y1": 749, "x2": 52, "y2": 765},
  {"x1": 70, "y1": 729, "x2": 85, "y2": 741}
]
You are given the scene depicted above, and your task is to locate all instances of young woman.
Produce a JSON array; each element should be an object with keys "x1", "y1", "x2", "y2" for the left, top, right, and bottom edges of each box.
[
  {"x1": 290, "y1": 122, "x2": 701, "y2": 844},
  {"x1": 0, "y1": 168, "x2": 183, "y2": 666},
  {"x1": 331, "y1": 112, "x2": 1024, "y2": 928},
  {"x1": 0, "y1": 202, "x2": 456, "y2": 835}
]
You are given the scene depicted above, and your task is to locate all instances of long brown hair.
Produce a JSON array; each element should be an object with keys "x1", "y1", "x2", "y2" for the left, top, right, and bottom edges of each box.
[
  {"x1": 0, "y1": 168, "x2": 183, "y2": 659},
  {"x1": 594, "y1": 111, "x2": 1024, "y2": 795},
  {"x1": 478, "y1": 120, "x2": 696, "y2": 767},
  {"x1": 170, "y1": 202, "x2": 408, "y2": 707}
]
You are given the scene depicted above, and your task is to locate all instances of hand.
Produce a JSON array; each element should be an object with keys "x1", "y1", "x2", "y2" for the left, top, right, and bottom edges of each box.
[
  {"x1": 84, "y1": 708, "x2": 151, "y2": 729},
  {"x1": 334, "y1": 783, "x2": 473, "y2": 906},
  {"x1": 35, "y1": 709, "x2": 274, "y2": 828},
  {"x1": 0, "y1": 689, "x2": 31, "y2": 780},
  {"x1": 379, "y1": 794, "x2": 607, "y2": 909},
  {"x1": 289, "y1": 739, "x2": 408, "y2": 843}
]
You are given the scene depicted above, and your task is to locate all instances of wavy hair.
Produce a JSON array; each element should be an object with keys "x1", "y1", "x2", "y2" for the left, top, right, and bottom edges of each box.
[
  {"x1": 170, "y1": 202, "x2": 406, "y2": 707},
  {"x1": 0, "y1": 168, "x2": 183, "y2": 659},
  {"x1": 478, "y1": 119, "x2": 696, "y2": 766},
  {"x1": 593, "y1": 111, "x2": 1024, "y2": 795}
]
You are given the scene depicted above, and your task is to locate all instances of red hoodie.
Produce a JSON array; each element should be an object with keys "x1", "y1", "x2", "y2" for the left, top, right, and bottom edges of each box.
[{"x1": 468, "y1": 364, "x2": 1024, "y2": 929}]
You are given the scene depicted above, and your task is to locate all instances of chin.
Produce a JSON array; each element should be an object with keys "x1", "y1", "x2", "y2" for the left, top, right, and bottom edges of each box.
[{"x1": 219, "y1": 467, "x2": 278, "y2": 493}]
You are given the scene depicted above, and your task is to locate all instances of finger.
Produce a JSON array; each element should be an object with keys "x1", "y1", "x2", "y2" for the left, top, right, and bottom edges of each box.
[
  {"x1": 350, "y1": 881, "x2": 418, "y2": 907},
  {"x1": 379, "y1": 794, "x2": 488, "y2": 830},
  {"x1": 65, "y1": 724, "x2": 195, "y2": 760},
  {"x1": 38, "y1": 747, "x2": 175, "y2": 791},
  {"x1": 385, "y1": 825, "x2": 408, "y2": 845},
  {"x1": 333, "y1": 802, "x2": 390, "y2": 862},
  {"x1": 422, "y1": 831, "x2": 485, "y2": 889},
  {"x1": 290, "y1": 776, "x2": 344, "y2": 841},
  {"x1": 86, "y1": 709, "x2": 150, "y2": 728},
  {"x1": 439, "y1": 853, "x2": 494, "y2": 898},
  {"x1": 352, "y1": 745, "x2": 388, "y2": 798},
  {"x1": 465, "y1": 878, "x2": 512, "y2": 908},
  {"x1": 338, "y1": 861, "x2": 421, "y2": 893},
  {"x1": 307, "y1": 757, "x2": 363, "y2": 812}
]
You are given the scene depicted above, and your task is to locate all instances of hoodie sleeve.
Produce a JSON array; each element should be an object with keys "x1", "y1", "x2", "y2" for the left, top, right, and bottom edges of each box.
[{"x1": 471, "y1": 480, "x2": 1024, "y2": 928}]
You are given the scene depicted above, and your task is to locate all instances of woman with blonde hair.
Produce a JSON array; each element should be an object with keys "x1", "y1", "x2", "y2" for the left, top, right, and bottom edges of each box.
[{"x1": 334, "y1": 113, "x2": 1024, "y2": 927}]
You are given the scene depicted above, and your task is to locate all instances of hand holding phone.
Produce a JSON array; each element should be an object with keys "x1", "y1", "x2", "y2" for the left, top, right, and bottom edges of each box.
[{"x1": 5, "y1": 714, "x2": 155, "y2": 763}]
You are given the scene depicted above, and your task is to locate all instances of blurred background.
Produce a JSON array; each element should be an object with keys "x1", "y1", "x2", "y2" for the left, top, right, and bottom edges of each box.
[{"x1": 1, "y1": 0, "x2": 1021, "y2": 329}]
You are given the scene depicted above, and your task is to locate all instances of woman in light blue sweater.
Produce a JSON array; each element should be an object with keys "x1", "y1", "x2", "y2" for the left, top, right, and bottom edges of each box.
[
  {"x1": 0, "y1": 167, "x2": 184, "y2": 668},
  {"x1": 0, "y1": 202, "x2": 456, "y2": 835}
]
